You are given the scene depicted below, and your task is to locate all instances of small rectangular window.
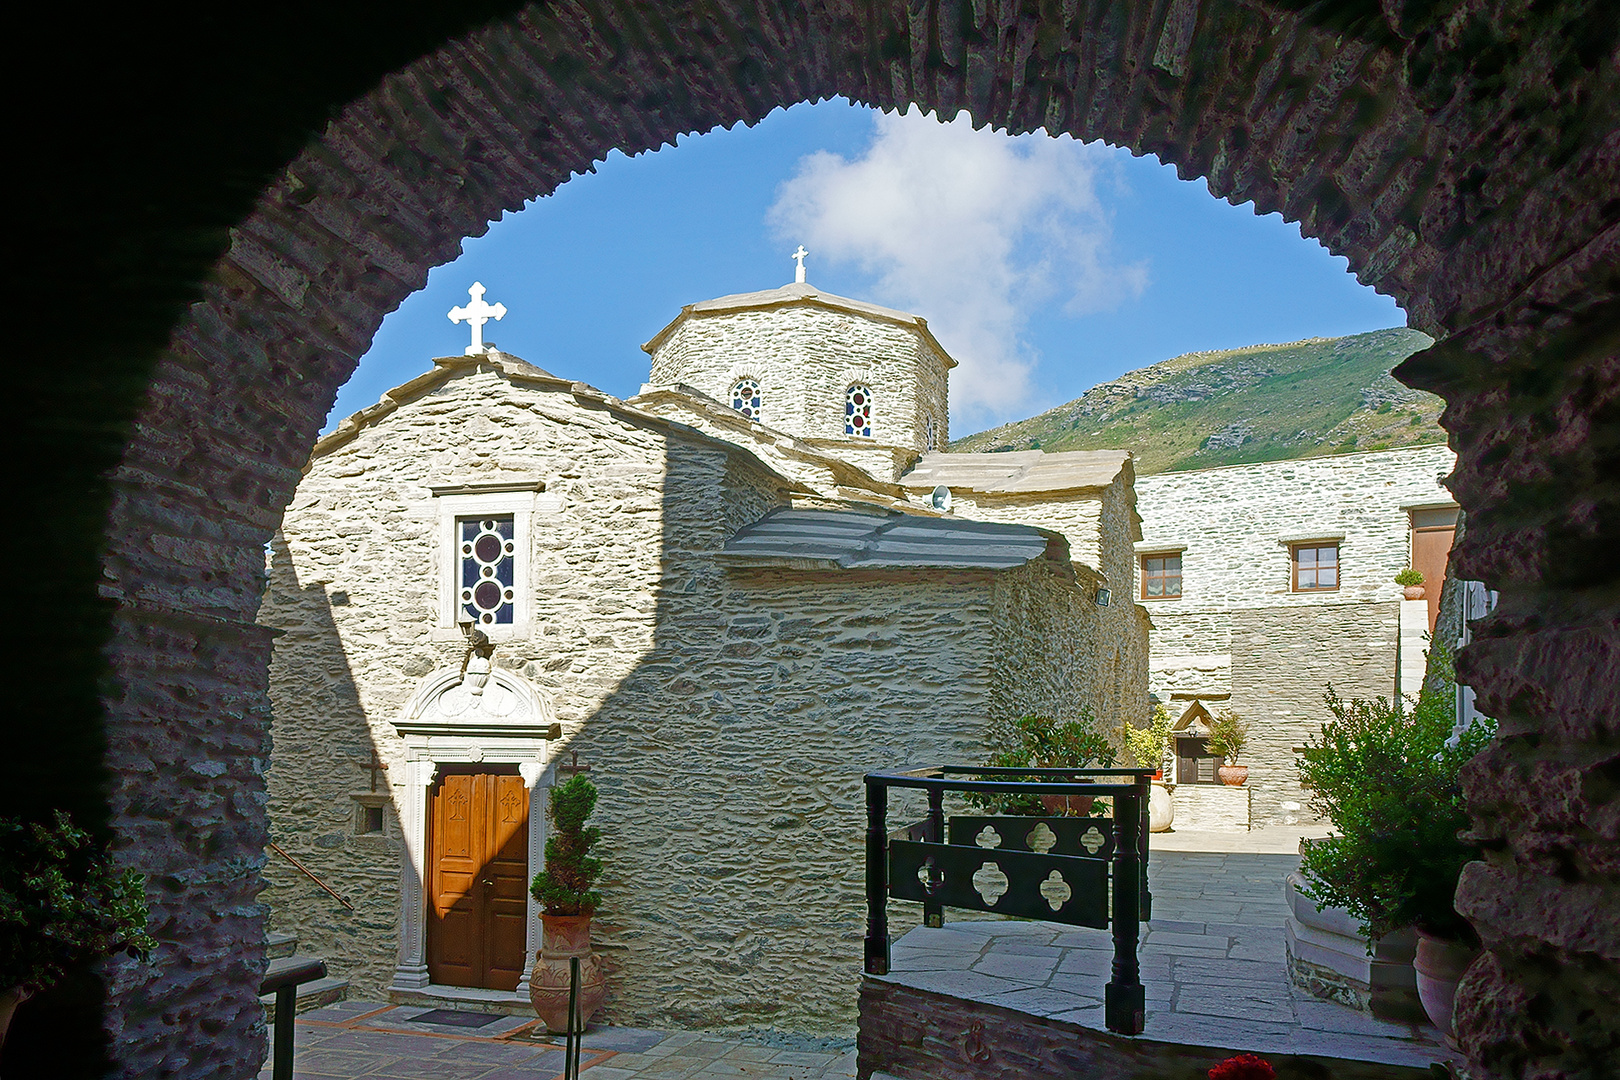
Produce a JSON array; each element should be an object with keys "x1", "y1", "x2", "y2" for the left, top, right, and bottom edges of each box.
[
  {"x1": 1141, "y1": 553, "x2": 1183, "y2": 598},
  {"x1": 362, "y1": 805, "x2": 384, "y2": 834},
  {"x1": 1292, "y1": 542, "x2": 1340, "y2": 592},
  {"x1": 458, "y1": 516, "x2": 516, "y2": 625}
]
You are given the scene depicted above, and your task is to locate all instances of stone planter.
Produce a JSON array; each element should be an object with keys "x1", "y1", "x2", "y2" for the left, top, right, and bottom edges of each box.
[
  {"x1": 1217, "y1": 764, "x2": 1248, "y2": 786},
  {"x1": 529, "y1": 914, "x2": 606, "y2": 1034},
  {"x1": 1402, "y1": 585, "x2": 1426, "y2": 600},
  {"x1": 1148, "y1": 781, "x2": 1174, "y2": 832},
  {"x1": 1414, "y1": 931, "x2": 1479, "y2": 1044},
  {"x1": 1283, "y1": 873, "x2": 1421, "y2": 1020}
]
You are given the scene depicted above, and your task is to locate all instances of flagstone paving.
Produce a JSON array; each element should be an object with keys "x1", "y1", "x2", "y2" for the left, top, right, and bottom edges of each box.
[{"x1": 261, "y1": 844, "x2": 1448, "y2": 1077}]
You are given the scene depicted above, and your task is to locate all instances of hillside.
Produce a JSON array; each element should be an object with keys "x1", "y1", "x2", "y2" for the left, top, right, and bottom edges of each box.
[{"x1": 948, "y1": 328, "x2": 1447, "y2": 474}]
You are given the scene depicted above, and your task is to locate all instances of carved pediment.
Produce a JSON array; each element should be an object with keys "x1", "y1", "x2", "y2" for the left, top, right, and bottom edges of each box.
[{"x1": 394, "y1": 666, "x2": 559, "y2": 739}]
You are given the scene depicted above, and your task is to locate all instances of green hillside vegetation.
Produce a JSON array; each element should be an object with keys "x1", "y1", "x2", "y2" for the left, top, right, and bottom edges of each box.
[{"x1": 949, "y1": 328, "x2": 1447, "y2": 474}]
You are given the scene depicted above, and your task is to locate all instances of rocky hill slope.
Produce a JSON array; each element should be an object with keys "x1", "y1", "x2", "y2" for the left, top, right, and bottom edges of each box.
[{"x1": 949, "y1": 328, "x2": 1446, "y2": 474}]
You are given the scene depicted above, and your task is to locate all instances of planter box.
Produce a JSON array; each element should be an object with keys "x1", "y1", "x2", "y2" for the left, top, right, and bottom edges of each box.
[{"x1": 1284, "y1": 872, "x2": 1422, "y2": 1021}]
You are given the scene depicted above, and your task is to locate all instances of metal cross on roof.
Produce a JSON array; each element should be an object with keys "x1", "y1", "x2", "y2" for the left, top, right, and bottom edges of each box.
[
  {"x1": 447, "y1": 282, "x2": 507, "y2": 355},
  {"x1": 792, "y1": 245, "x2": 809, "y2": 284}
]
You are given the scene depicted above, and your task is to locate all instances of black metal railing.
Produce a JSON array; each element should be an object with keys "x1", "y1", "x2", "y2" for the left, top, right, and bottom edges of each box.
[
  {"x1": 260, "y1": 956, "x2": 327, "y2": 1080},
  {"x1": 863, "y1": 766, "x2": 1153, "y2": 1036}
]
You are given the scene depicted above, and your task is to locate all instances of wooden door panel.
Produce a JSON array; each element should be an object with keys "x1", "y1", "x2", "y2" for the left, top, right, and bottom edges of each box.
[
  {"x1": 427, "y1": 770, "x2": 529, "y2": 990},
  {"x1": 1413, "y1": 525, "x2": 1455, "y2": 632}
]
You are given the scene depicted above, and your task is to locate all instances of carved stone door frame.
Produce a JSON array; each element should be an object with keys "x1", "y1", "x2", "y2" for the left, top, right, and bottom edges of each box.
[{"x1": 387, "y1": 665, "x2": 559, "y2": 1000}]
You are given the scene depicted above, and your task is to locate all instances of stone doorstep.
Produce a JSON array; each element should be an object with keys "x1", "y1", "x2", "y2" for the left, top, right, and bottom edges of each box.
[{"x1": 387, "y1": 983, "x2": 535, "y2": 1016}]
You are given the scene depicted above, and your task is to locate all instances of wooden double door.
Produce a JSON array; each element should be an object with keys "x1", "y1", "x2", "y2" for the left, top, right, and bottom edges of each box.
[{"x1": 426, "y1": 768, "x2": 530, "y2": 990}]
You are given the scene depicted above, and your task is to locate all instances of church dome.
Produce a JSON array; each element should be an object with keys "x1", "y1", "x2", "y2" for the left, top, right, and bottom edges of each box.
[{"x1": 641, "y1": 281, "x2": 954, "y2": 456}]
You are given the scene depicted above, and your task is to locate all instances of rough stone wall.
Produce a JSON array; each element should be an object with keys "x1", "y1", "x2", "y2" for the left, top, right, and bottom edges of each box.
[
  {"x1": 647, "y1": 304, "x2": 948, "y2": 454},
  {"x1": 1228, "y1": 603, "x2": 1401, "y2": 826},
  {"x1": 56, "y1": 0, "x2": 1616, "y2": 1075},
  {"x1": 1134, "y1": 447, "x2": 1453, "y2": 772}
]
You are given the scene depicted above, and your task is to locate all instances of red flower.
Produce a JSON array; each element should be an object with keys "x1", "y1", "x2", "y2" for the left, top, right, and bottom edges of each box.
[{"x1": 1209, "y1": 1054, "x2": 1276, "y2": 1080}]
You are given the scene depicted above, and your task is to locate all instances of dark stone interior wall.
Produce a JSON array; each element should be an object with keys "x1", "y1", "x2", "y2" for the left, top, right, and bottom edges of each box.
[{"x1": 7, "y1": 1, "x2": 1615, "y2": 1077}]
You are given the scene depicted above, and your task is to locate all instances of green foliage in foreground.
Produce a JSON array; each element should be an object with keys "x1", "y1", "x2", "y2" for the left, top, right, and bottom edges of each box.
[
  {"x1": 0, "y1": 812, "x2": 156, "y2": 994},
  {"x1": 530, "y1": 776, "x2": 603, "y2": 916},
  {"x1": 970, "y1": 712, "x2": 1118, "y2": 815},
  {"x1": 1296, "y1": 645, "x2": 1493, "y2": 943}
]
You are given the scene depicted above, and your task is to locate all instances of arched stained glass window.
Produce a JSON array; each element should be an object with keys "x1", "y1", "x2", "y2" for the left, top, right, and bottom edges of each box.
[
  {"x1": 731, "y1": 378, "x2": 762, "y2": 421},
  {"x1": 846, "y1": 384, "x2": 873, "y2": 437}
]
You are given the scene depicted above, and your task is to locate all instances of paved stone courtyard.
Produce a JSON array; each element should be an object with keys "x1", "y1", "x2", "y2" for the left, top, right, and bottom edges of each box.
[{"x1": 262, "y1": 837, "x2": 1448, "y2": 1077}]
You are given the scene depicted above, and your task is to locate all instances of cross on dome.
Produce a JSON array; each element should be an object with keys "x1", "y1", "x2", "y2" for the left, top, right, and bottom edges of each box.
[
  {"x1": 448, "y1": 282, "x2": 507, "y2": 355},
  {"x1": 792, "y1": 246, "x2": 809, "y2": 284}
]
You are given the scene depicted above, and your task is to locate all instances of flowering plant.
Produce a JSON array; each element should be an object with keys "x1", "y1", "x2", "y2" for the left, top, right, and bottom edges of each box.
[{"x1": 1209, "y1": 1054, "x2": 1276, "y2": 1080}]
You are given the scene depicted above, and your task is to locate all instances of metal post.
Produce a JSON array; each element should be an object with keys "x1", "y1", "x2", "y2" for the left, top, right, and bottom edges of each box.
[
  {"x1": 272, "y1": 986, "x2": 296, "y2": 1080},
  {"x1": 1139, "y1": 775, "x2": 1153, "y2": 921},
  {"x1": 864, "y1": 775, "x2": 890, "y2": 975},
  {"x1": 1106, "y1": 778, "x2": 1146, "y2": 1035},
  {"x1": 565, "y1": 955, "x2": 581, "y2": 1080},
  {"x1": 924, "y1": 787, "x2": 945, "y2": 929}
]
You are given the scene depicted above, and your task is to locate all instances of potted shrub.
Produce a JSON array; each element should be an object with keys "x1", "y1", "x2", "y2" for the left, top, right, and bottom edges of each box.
[
  {"x1": 974, "y1": 712, "x2": 1117, "y2": 816},
  {"x1": 1207, "y1": 711, "x2": 1249, "y2": 785},
  {"x1": 1124, "y1": 705, "x2": 1174, "y2": 831},
  {"x1": 1295, "y1": 647, "x2": 1493, "y2": 1042},
  {"x1": 1394, "y1": 568, "x2": 1426, "y2": 600},
  {"x1": 0, "y1": 812, "x2": 155, "y2": 1051},
  {"x1": 528, "y1": 776, "x2": 606, "y2": 1033}
]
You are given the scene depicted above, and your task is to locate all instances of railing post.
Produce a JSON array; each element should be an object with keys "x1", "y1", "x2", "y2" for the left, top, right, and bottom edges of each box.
[
  {"x1": 272, "y1": 985, "x2": 296, "y2": 1080},
  {"x1": 864, "y1": 775, "x2": 890, "y2": 975},
  {"x1": 1106, "y1": 777, "x2": 1146, "y2": 1035},
  {"x1": 924, "y1": 787, "x2": 945, "y2": 929},
  {"x1": 1139, "y1": 774, "x2": 1153, "y2": 921}
]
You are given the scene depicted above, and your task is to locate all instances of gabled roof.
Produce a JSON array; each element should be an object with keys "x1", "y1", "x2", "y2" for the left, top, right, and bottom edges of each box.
[
  {"x1": 641, "y1": 282, "x2": 957, "y2": 368},
  {"x1": 720, "y1": 508, "x2": 1065, "y2": 571},
  {"x1": 899, "y1": 449, "x2": 1133, "y2": 495}
]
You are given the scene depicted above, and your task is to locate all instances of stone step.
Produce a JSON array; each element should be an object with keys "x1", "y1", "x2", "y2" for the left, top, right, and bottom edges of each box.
[{"x1": 266, "y1": 931, "x2": 298, "y2": 960}]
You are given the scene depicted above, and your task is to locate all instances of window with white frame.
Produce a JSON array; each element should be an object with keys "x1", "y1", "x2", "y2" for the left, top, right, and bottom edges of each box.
[
  {"x1": 431, "y1": 483, "x2": 542, "y2": 633},
  {"x1": 458, "y1": 516, "x2": 516, "y2": 625},
  {"x1": 731, "y1": 378, "x2": 762, "y2": 421},
  {"x1": 846, "y1": 384, "x2": 873, "y2": 437}
]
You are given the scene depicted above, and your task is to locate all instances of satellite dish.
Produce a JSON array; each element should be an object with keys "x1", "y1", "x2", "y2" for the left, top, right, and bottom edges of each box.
[{"x1": 930, "y1": 485, "x2": 953, "y2": 512}]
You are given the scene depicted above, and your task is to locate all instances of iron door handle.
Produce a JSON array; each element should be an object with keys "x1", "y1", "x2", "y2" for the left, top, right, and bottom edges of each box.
[{"x1": 482, "y1": 879, "x2": 494, "y2": 887}]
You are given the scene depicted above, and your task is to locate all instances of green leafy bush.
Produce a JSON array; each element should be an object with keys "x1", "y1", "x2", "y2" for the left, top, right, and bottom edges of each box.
[
  {"x1": 1296, "y1": 647, "x2": 1493, "y2": 943},
  {"x1": 971, "y1": 712, "x2": 1117, "y2": 815},
  {"x1": 530, "y1": 777, "x2": 603, "y2": 916},
  {"x1": 1206, "y1": 711, "x2": 1249, "y2": 765},
  {"x1": 1123, "y1": 704, "x2": 1172, "y2": 772},
  {"x1": 0, "y1": 812, "x2": 155, "y2": 994},
  {"x1": 1394, "y1": 568, "x2": 1425, "y2": 587}
]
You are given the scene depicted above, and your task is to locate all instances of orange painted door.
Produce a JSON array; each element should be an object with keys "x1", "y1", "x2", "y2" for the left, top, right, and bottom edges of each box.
[
  {"x1": 1411, "y1": 509, "x2": 1458, "y2": 632},
  {"x1": 427, "y1": 770, "x2": 530, "y2": 990}
]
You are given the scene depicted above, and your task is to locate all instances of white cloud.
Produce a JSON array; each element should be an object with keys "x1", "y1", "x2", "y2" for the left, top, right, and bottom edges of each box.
[{"x1": 768, "y1": 107, "x2": 1147, "y2": 425}]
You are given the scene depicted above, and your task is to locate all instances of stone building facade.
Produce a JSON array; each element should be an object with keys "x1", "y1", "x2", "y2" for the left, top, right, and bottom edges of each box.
[
  {"x1": 263, "y1": 282, "x2": 1148, "y2": 1032},
  {"x1": 1133, "y1": 445, "x2": 1458, "y2": 827}
]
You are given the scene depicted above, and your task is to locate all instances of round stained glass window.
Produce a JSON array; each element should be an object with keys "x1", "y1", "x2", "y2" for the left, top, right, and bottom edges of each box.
[
  {"x1": 731, "y1": 378, "x2": 762, "y2": 422},
  {"x1": 846, "y1": 384, "x2": 873, "y2": 438}
]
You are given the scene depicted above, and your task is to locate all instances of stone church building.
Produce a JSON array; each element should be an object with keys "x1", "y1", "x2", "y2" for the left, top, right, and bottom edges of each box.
[{"x1": 262, "y1": 278, "x2": 1150, "y2": 1031}]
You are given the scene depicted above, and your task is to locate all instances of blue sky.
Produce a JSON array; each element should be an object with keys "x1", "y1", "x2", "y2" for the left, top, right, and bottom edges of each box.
[{"x1": 333, "y1": 99, "x2": 1403, "y2": 437}]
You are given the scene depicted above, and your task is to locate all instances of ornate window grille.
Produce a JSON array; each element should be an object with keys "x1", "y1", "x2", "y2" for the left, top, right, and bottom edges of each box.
[
  {"x1": 731, "y1": 378, "x2": 762, "y2": 421},
  {"x1": 846, "y1": 384, "x2": 873, "y2": 438},
  {"x1": 459, "y1": 516, "x2": 516, "y2": 624}
]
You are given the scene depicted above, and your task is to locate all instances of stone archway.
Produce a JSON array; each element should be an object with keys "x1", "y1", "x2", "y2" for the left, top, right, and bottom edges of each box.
[{"x1": 44, "y1": 2, "x2": 1616, "y2": 1077}]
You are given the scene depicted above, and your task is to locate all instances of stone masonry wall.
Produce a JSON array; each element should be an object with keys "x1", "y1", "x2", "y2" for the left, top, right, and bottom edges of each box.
[
  {"x1": 647, "y1": 303, "x2": 949, "y2": 455},
  {"x1": 1228, "y1": 602, "x2": 1401, "y2": 826}
]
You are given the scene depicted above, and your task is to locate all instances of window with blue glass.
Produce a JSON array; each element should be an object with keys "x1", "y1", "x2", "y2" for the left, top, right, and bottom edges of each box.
[
  {"x1": 846, "y1": 384, "x2": 873, "y2": 437},
  {"x1": 731, "y1": 379, "x2": 762, "y2": 421},
  {"x1": 459, "y1": 516, "x2": 516, "y2": 624}
]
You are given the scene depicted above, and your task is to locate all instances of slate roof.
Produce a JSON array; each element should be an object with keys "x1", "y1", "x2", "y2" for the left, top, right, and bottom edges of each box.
[
  {"x1": 899, "y1": 449, "x2": 1132, "y2": 494},
  {"x1": 720, "y1": 508, "x2": 1062, "y2": 570},
  {"x1": 642, "y1": 282, "x2": 957, "y2": 367}
]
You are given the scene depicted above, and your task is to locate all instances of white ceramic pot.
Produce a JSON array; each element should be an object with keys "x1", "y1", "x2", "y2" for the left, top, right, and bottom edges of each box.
[
  {"x1": 1413, "y1": 931, "x2": 1479, "y2": 1043},
  {"x1": 1149, "y1": 781, "x2": 1174, "y2": 832}
]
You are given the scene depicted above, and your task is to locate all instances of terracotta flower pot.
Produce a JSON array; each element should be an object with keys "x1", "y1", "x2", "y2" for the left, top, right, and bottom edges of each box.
[
  {"x1": 1403, "y1": 585, "x2": 1426, "y2": 600},
  {"x1": 1414, "y1": 931, "x2": 1479, "y2": 1044},
  {"x1": 529, "y1": 914, "x2": 606, "y2": 1034},
  {"x1": 0, "y1": 986, "x2": 30, "y2": 1053},
  {"x1": 1217, "y1": 764, "x2": 1249, "y2": 786},
  {"x1": 1039, "y1": 793, "x2": 1095, "y2": 816}
]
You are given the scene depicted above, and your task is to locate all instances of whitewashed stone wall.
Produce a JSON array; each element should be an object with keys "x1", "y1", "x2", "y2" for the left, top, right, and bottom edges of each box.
[
  {"x1": 1133, "y1": 445, "x2": 1454, "y2": 824},
  {"x1": 263, "y1": 361, "x2": 1104, "y2": 1033},
  {"x1": 646, "y1": 302, "x2": 949, "y2": 455}
]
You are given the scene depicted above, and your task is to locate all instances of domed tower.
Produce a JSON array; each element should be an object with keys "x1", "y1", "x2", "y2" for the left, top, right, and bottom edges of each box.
[{"x1": 641, "y1": 276, "x2": 955, "y2": 474}]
